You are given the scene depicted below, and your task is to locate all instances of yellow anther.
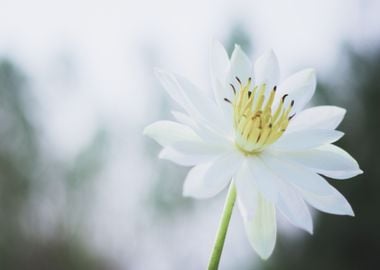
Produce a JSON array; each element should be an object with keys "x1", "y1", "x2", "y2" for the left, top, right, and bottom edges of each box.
[
  {"x1": 253, "y1": 84, "x2": 266, "y2": 114},
  {"x1": 231, "y1": 80, "x2": 293, "y2": 154},
  {"x1": 263, "y1": 87, "x2": 276, "y2": 112}
]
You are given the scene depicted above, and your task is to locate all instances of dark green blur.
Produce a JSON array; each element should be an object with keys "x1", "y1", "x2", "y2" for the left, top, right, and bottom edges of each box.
[{"x1": 0, "y1": 61, "x2": 114, "y2": 269}]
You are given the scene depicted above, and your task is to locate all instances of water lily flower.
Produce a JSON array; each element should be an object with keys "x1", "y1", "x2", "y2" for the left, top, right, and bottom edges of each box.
[{"x1": 144, "y1": 41, "x2": 362, "y2": 263}]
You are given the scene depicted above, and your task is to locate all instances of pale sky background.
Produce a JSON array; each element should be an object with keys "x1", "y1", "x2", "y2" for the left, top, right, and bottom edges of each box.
[{"x1": 0, "y1": 0, "x2": 379, "y2": 269}]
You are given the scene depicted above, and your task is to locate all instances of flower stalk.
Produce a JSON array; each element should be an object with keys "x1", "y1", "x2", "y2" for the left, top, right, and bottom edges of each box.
[{"x1": 207, "y1": 182, "x2": 237, "y2": 270}]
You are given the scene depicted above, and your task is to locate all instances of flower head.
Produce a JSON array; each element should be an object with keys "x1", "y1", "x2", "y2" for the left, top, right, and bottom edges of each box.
[{"x1": 144, "y1": 41, "x2": 362, "y2": 259}]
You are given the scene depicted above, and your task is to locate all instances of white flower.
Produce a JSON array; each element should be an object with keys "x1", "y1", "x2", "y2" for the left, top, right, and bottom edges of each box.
[{"x1": 144, "y1": 41, "x2": 362, "y2": 259}]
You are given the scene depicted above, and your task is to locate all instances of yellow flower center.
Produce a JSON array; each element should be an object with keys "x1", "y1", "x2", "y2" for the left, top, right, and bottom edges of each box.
[{"x1": 225, "y1": 77, "x2": 294, "y2": 155}]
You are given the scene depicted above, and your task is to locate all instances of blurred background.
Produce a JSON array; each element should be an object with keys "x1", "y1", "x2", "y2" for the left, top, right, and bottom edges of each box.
[{"x1": 0, "y1": 0, "x2": 379, "y2": 269}]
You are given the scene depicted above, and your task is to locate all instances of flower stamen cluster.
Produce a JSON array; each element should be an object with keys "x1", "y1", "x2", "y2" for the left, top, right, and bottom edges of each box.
[{"x1": 226, "y1": 77, "x2": 294, "y2": 154}]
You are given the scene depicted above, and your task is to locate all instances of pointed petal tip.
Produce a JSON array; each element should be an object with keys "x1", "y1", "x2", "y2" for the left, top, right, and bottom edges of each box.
[
  {"x1": 303, "y1": 219, "x2": 314, "y2": 235},
  {"x1": 253, "y1": 49, "x2": 280, "y2": 88},
  {"x1": 305, "y1": 68, "x2": 316, "y2": 80},
  {"x1": 264, "y1": 48, "x2": 277, "y2": 58},
  {"x1": 211, "y1": 39, "x2": 228, "y2": 57},
  {"x1": 305, "y1": 221, "x2": 314, "y2": 235},
  {"x1": 182, "y1": 183, "x2": 194, "y2": 198},
  {"x1": 340, "y1": 107, "x2": 347, "y2": 116},
  {"x1": 142, "y1": 122, "x2": 162, "y2": 137},
  {"x1": 294, "y1": 68, "x2": 316, "y2": 83},
  {"x1": 157, "y1": 150, "x2": 166, "y2": 159},
  {"x1": 347, "y1": 206, "x2": 355, "y2": 217},
  {"x1": 256, "y1": 49, "x2": 277, "y2": 61},
  {"x1": 337, "y1": 168, "x2": 363, "y2": 179},
  {"x1": 182, "y1": 189, "x2": 191, "y2": 197},
  {"x1": 346, "y1": 169, "x2": 364, "y2": 179},
  {"x1": 304, "y1": 67, "x2": 316, "y2": 74},
  {"x1": 142, "y1": 125, "x2": 152, "y2": 136},
  {"x1": 243, "y1": 195, "x2": 277, "y2": 261},
  {"x1": 182, "y1": 187, "x2": 205, "y2": 199},
  {"x1": 233, "y1": 44, "x2": 249, "y2": 57},
  {"x1": 256, "y1": 247, "x2": 274, "y2": 260}
]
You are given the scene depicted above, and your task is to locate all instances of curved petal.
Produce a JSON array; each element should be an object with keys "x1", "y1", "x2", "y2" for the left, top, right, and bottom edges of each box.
[
  {"x1": 254, "y1": 49, "x2": 280, "y2": 95},
  {"x1": 270, "y1": 129, "x2": 344, "y2": 151},
  {"x1": 171, "y1": 139, "x2": 231, "y2": 158},
  {"x1": 261, "y1": 153, "x2": 339, "y2": 196},
  {"x1": 155, "y1": 69, "x2": 232, "y2": 136},
  {"x1": 171, "y1": 110, "x2": 196, "y2": 127},
  {"x1": 143, "y1": 120, "x2": 199, "y2": 147},
  {"x1": 299, "y1": 187, "x2": 354, "y2": 216},
  {"x1": 275, "y1": 144, "x2": 362, "y2": 179},
  {"x1": 159, "y1": 147, "x2": 218, "y2": 166},
  {"x1": 248, "y1": 156, "x2": 280, "y2": 203},
  {"x1": 287, "y1": 106, "x2": 346, "y2": 133},
  {"x1": 236, "y1": 160, "x2": 259, "y2": 219},
  {"x1": 275, "y1": 68, "x2": 316, "y2": 113},
  {"x1": 210, "y1": 40, "x2": 230, "y2": 102},
  {"x1": 155, "y1": 69, "x2": 189, "y2": 110},
  {"x1": 262, "y1": 153, "x2": 354, "y2": 216},
  {"x1": 226, "y1": 45, "x2": 252, "y2": 88},
  {"x1": 242, "y1": 194, "x2": 277, "y2": 260},
  {"x1": 209, "y1": 41, "x2": 235, "y2": 123},
  {"x1": 276, "y1": 180, "x2": 313, "y2": 234},
  {"x1": 183, "y1": 151, "x2": 243, "y2": 199},
  {"x1": 171, "y1": 110, "x2": 233, "y2": 146},
  {"x1": 235, "y1": 157, "x2": 279, "y2": 216}
]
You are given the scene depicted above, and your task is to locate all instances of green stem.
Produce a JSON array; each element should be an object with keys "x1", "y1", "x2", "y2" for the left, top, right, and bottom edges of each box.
[{"x1": 207, "y1": 182, "x2": 237, "y2": 270}]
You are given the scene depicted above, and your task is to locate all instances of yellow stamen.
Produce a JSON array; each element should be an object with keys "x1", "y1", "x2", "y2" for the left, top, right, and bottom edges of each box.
[{"x1": 230, "y1": 80, "x2": 293, "y2": 155}]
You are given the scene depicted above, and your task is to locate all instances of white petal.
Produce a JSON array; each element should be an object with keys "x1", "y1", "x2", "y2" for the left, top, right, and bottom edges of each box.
[
  {"x1": 275, "y1": 68, "x2": 316, "y2": 113},
  {"x1": 299, "y1": 187, "x2": 354, "y2": 216},
  {"x1": 287, "y1": 106, "x2": 346, "y2": 133},
  {"x1": 261, "y1": 153, "x2": 338, "y2": 196},
  {"x1": 262, "y1": 153, "x2": 354, "y2": 216},
  {"x1": 210, "y1": 40, "x2": 230, "y2": 102},
  {"x1": 254, "y1": 49, "x2": 280, "y2": 94},
  {"x1": 210, "y1": 40, "x2": 229, "y2": 83},
  {"x1": 155, "y1": 69, "x2": 189, "y2": 110},
  {"x1": 159, "y1": 147, "x2": 216, "y2": 166},
  {"x1": 209, "y1": 41, "x2": 235, "y2": 124},
  {"x1": 276, "y1": 144, "x2": 362, "y2": 179},
  {"x1": 155, "y1": 70, "x2": 232, "y2": 136},
  {"x1": 143, "y1": 120, "x2": 199, "y2": 147},
  {"x1": 144, "y1": 120, "x2": 230, "y2": 164},
  {"x1": 236, "y1": 160, "x2": 258, "y2": 219},
  {"x1": 171, "y1": 110, "x2": 233, "y2": 146},
  {"x1": 270, "y1": 129, "x2": 344, "y2": 151},
  {"x1": 177, "y1": 74, "x2": 234, "y2": 136},
  {"x1": 248, "y1": 157, "x2": 280, "y2": 203},
  {"x1": 243, "y1": 194, "x2": 277, "y2": 260},
  {"x1": 276, "y1": 181, "x2": 313, "y2": 233},
  {"x1": 236, "y1": 157, "x2": 279, "y2": 218},
  {"x1": 183, "y1": 151, "x2": 243, "y2": 199},
  {"x1": 213, "y1": 78, "x2": 235, "y2": 129},
  {"x1": 171, "y1": 110, "x2": 196, "y2": 127},
  {"x1": 171, "y1": 139, "x2": 231, "y2": 157},
  {"x1": 226, "y1": 45, "x2": 252, "y2": 87}
]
